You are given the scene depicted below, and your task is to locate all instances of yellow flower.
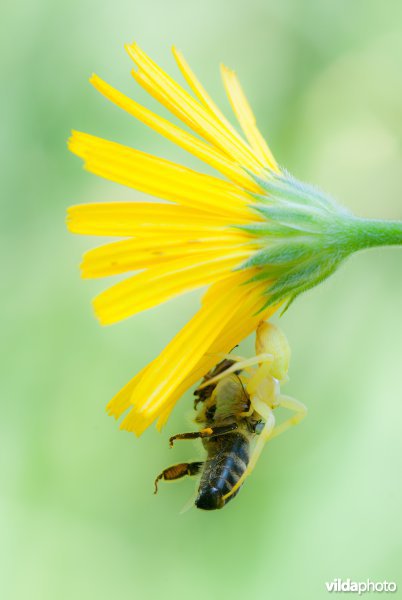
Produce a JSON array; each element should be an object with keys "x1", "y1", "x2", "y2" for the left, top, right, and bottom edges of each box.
[
  {"x1": 69, "y1": 43, "x2": 402, "y2": 435},
  {"x1": 67, "y1": 43, "x2": 284, "y2": 435}
]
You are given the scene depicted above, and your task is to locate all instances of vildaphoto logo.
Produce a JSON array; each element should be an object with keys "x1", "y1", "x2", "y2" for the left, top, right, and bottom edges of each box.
[{"x1": 325, "y1": 579, "x2": 397, "y2": 595}]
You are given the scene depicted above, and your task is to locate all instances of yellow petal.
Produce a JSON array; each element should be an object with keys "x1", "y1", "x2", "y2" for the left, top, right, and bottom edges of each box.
[
  {"x1": 68, "y1": 130, "x2": 254, "y2": 220},
  {"x1": 155, "y1": 282, "x2": 279, "y2": 429},
  {"x1": 66, "y1": 201, "x2": 247, "y2": 237},
  {"x1": 117, "y1": 272, "x2": 278, "y2": 435},
  {"x1": 126, "y1": 43, "x2": 264, "y2": 172},
  {"x1": 108, "y1": 279, "x2": 279, "y2": 434},
  {"x1": 82, "y1": 233, "x2": 255, "y2": 278},
  {"x1": 93, "y1": 249, "x2": 253, "y2": 325},
  {"x1": 172, "y1": 47, "x2": 248, "y2": 145},
  {"x1": 106, "y1": 364, "x2": 151, "y2": 420},
  {"x1": 221, "y1": 64, "x2": 279, "y2": 172},
  {"x1": 90, "y1": 73, "x2": 260, "y2": 193},
  {"x1": 120, "y1": 271, "x2": 264, "y2": 429}
]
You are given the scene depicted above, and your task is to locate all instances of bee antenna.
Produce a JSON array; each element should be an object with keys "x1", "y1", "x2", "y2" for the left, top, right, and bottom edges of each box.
[{"x1": 235, "y1": 373, "x2": 249, "y2": 402}]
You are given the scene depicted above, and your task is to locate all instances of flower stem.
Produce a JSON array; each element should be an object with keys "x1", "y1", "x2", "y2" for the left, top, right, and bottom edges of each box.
[{"x1": 348, "y1": 216, "x2": 402, "y2": 251}]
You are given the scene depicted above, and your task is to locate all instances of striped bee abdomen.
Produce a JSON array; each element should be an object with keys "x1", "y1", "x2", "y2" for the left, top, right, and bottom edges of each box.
[{"x1": 195, "y1": 432, "x2": 250, "y2": 510}]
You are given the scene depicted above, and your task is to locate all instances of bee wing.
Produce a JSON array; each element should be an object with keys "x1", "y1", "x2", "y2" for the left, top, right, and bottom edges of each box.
[
  {"x1": 213, "y1": 374, "x2": 249, "y2": 420},
  {"x1": 179, "y1": 492, "x2": 197, "y2": 515}
]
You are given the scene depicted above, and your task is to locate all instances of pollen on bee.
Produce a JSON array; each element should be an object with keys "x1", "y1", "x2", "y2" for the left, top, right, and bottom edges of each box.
[
  {"x1": 201, "y1": 427, "x2": 213, "y2": 436},
  {"x1": 167, "y1": 465, "x2": 188, "y2": 479}
]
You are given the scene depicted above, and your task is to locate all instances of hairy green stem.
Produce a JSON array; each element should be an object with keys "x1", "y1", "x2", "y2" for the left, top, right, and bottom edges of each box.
[{"x1": 349, "y1": 217, "x2": 402, "y2": 250}]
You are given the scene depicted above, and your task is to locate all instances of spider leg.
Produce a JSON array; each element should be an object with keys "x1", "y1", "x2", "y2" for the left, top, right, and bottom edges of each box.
[
  {"x1": 222, "y1": 394, "x2": 276, "y2": 501},
  {"x1": 222, "y1": 323, "x2": 303, "y2": 502},
  {"x1": 246, "y1": 361, "x2": 275, "y2": 396},
  {"x1": 196, "y1": 353, "x2": 274, "y2": 391},
  {"x1": 270, "y1": 394, "x2": 307, "y2": 439}
]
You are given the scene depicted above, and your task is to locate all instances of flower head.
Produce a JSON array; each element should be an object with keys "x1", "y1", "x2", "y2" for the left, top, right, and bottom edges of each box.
[{"x1": 68, "y1": 43, "x2": 402, "y2": 435}]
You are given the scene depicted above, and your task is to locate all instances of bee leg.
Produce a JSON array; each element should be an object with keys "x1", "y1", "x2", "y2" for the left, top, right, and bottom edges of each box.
[
  {"x1": 270, "y1": 395, "x2": 307, "y2": 439},
  {"x1": 154, "y1": 461, "x2": 203, "y2": 494},
  {"x1": 169, "y1": 423, "x2": 238, "y2": 447}
]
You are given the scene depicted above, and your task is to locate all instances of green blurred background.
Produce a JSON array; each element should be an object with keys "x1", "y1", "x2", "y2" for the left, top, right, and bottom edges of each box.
[{"x1": 2, "y1": 1, "x2": 402, "y2": 598}]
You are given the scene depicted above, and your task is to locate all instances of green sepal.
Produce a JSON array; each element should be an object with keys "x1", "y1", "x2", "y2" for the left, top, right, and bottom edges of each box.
[
  {"x1": 256, "y1": 253, "x2": 345, "y2": 314},
  {"x1": 245, "y1": 167, "x2": 342, "y2": 213},
  {"x1": 252, "y1": 204, "x2": 324, "y2": 233},
  {"x1": 238, "y1": 168, "x2": 402, "y2": 313},
  {"x1": 234, "y1": 222, "x2": 300, "y2": 237},
  {"x1": 239, "y1": 242, "x2": 314, "y2": 269}
]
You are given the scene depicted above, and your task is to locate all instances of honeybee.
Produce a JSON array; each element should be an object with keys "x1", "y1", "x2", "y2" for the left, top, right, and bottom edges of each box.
[{"x1": 154, "y1": 321, "x2": 307, "y2": 510}]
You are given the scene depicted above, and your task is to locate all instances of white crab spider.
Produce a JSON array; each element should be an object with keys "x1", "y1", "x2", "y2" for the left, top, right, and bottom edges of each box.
[{"x1": 199, "y1": 321, "x2": 307, "y2": 501}]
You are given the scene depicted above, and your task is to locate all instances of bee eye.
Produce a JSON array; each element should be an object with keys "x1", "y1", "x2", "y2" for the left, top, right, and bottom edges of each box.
[{"x1": 254, "y1": 421, "x2": 264, "y2": 435}]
